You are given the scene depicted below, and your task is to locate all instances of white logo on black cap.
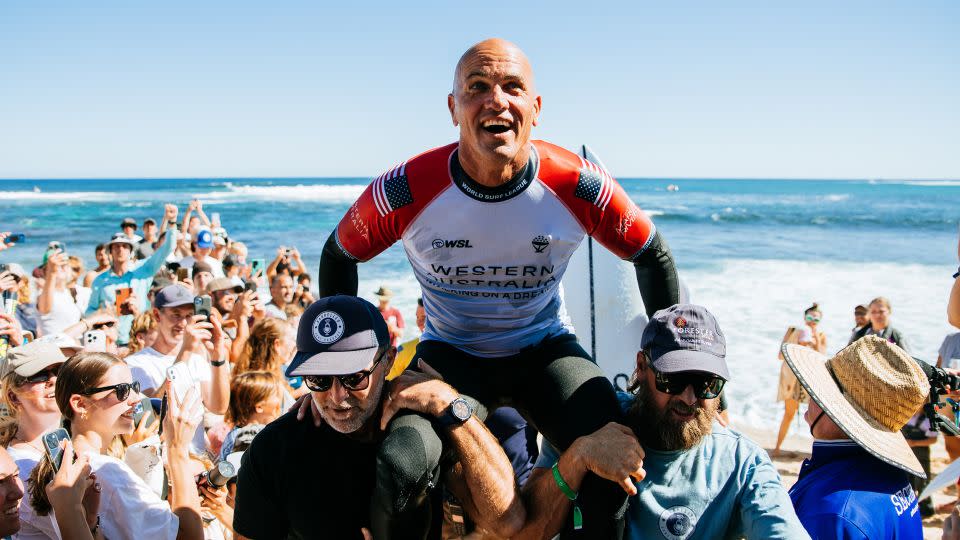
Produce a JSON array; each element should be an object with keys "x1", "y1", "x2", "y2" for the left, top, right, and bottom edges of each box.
[{"x1": 312, "y1": 311, "x2": 345, "y2": 344}]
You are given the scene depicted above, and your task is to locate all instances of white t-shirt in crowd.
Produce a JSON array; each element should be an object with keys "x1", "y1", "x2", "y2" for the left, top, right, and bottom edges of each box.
[
  {"x1": 7, "y1": 444, "x2": 60, "y2": 540},
  {"x1": 178, "y1": 255, "x2": 225, "y2": 278},
  {"x1": 85, "y1": 452, "x2": 178, "y2": 540},
  {"x1": 38, "y1": 288, "x2": 82, "y2": 336},
  {"x1": 126, "y1": 346, "x2": 213, "y2": 453},
  {"x1": 264, "y1": 302, "x2": 287, "y2": 320}
]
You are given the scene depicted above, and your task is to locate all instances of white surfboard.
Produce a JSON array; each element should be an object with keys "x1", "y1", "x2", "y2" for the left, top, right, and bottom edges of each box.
[
  {"x1": 921, "y1": 456, "x2": 960, "y2": 500},
  {"x1": 560, "y1": 145, "x2": 650, "y2": 383}
]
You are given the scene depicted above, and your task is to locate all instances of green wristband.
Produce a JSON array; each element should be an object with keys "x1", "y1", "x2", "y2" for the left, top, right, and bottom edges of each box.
[{"x1": 552, "y1": 463, "x2": 583, "y2": 530}]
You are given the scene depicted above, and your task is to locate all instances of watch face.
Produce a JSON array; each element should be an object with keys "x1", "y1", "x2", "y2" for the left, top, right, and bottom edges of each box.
[{"x1": 451, "y1": 399, "x2": 471, "y2": 421}]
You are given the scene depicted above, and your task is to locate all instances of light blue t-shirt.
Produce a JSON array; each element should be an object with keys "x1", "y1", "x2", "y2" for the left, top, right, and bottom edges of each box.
[
  {"x1": 536, "y1": 393, "x2": 809, "y2": 540},
  {"x1": 85, "y1": 232, "x2": 176, "y2": 343}
]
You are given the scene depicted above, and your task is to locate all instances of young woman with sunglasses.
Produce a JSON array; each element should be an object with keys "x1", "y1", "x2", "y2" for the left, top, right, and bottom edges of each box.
[
  {"x1": 0, "y1": 342, "x2": 68, "y2": 538},
  {"x1": 774, "y1": 302, "x2": 826, "y2": 457},
  {"x1": 29, "y1": 351, "x2": 205, "y2": 540}
]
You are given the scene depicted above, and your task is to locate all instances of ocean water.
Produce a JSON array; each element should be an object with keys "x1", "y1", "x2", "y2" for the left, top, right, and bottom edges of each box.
[{"x1": 1, "y1": 177, "x2": 958, "y2": 433}]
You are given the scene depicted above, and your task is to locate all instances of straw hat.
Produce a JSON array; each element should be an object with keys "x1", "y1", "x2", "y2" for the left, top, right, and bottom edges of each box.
[
  {"x1": 373, "y1": 286, "x2": 393, "y2": 300},
  {"x1": 782, "y1": 335, "x2": 929, "y2": 477}
]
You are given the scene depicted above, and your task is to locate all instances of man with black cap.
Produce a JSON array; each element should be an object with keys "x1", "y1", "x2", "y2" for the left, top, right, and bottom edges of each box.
[
  {"x1": 87, "y1": 204, "x2": 179, "y2": 344},
  {"x1": 233, "y1": 295, "x2": 524, "y2": 540},
  {"x1": 516, "y1": 305, "x2": 807, "y2": 539}
]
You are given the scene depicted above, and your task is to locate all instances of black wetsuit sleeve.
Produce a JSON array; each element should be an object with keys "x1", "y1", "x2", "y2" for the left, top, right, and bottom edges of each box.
[
  {"x1": 318, "y1": 231, "x2": 359, "y2": 297},
  {"x1": 632, "y1": 231, "x2": 681, "y2": 317}
]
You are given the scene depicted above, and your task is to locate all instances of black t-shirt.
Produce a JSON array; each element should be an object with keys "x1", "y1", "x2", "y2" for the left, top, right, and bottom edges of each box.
[{"x1": 233, "y1": 411, "x2": 379, "y2": 539}]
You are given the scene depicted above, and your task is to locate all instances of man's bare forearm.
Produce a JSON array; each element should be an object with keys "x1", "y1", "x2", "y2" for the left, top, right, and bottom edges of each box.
[
  {"x1": 446, "y1": 416, "x2": 526, "y2": 538},
  {"x1": 513, "y1": 443, "x2": 588, "y2": 540}
]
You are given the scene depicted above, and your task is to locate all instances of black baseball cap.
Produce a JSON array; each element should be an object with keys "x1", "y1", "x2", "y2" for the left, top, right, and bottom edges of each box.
[
  {"x1": 640, "y1": 304, "x2": 730, "y2": 380},
  {"x1": 286, "y1": 295, "x2": 390, "y2": 377}
]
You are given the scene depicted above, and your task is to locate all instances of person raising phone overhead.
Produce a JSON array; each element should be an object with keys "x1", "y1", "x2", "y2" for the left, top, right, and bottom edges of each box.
[{"x1": 86, "y1": 204, "x2": 180, "y2": 346}]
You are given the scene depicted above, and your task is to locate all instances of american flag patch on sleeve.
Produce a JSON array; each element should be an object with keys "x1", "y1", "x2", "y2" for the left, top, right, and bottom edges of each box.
[
  {"x1": 372, "y1": 161, "x2": 413, "y2": 216},
  {"x1": 574, "y1": 157, "x2": 615, "y2": 211}
]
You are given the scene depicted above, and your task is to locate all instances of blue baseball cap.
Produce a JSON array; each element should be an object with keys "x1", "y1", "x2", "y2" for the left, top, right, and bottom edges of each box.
[
  {"x1": 286, "y1": 295, "x2": 390, "y2": 377},
  {"x1": 640, "y1": 304, "x2": 730, "y2": 380},
  {"x1": 195, "y1": 227, "x2": 214, "y2": 249}
]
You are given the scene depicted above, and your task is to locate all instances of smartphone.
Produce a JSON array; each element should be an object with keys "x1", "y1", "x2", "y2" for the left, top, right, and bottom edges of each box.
[
  {"x1": 47, "y1": 241, "x2": 66, "y2": 253},
  {"x1": 158, "y1": 394, "x2": 168, "y2": 437},
  {"x1": 5, "y1": 233, "x2": 25, "y2": 244},
  {"x1": 176, "y1": 267, "x2": 192, "y2": 281},
  {"x1": 132, "y1": 396, "x2": 157, "y2": 428},
  {"x1": 194, "y1": 295, "x2": 212, "y2": 321},
  {"x1": 42, "y1": 428, "x2": 70, "y2": 473},
  {"x1": 82, "y1": 330, "x2": 107, "y2": 352},
  {"x1": 211, "y1": 212, "x2": 221, "y2": 227},
  {"x1": 250, "y1": 258, "x2": 265, "y2": 278},
  {"x1": 243, "y1": 280, "x2": 258, "y2": 293},
  {"x1": 115, "y1": 287, "x2": 133, "y2": 315}
]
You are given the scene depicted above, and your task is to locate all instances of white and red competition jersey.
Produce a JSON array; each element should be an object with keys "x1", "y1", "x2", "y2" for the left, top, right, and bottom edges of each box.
[{"x1": 333, "y1": 140, "x2": 657, "y2": 357}]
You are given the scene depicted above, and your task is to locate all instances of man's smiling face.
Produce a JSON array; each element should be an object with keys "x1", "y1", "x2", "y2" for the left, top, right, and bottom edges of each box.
[{"x1": 448, "y1": 39, "x2": 542, "y2": 166}]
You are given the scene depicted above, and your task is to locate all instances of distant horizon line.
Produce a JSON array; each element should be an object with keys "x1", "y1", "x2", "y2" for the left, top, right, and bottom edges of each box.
[{"x1": 1, "y1": 175, "x2": 958, "y2": 182}]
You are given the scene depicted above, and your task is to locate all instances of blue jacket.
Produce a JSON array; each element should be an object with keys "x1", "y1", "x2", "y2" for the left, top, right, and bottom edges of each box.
[{"x1": 789, "y1": 440, "x2": 922, "y2": 539}]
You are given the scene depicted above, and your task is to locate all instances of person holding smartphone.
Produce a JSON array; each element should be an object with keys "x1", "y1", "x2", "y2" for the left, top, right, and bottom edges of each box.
[
  {"x1": 28, "y1": 351, "x2": 206, "y2": 540},
  {"x1": 0, "y1": 341, "x2": 68, "y2": 538},
  {"x1": 37, "y1": 245, "x2": 82, "y2": 336},
  {"x1": 125, "y1": 285, "x2": 230, "y2": 453},
  {"x1": 86, "y1": 204, "x2": 179, "y2": 347}
]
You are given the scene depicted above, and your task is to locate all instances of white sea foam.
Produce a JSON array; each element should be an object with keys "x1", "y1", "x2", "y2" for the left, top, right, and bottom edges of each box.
[
  {"x1": 193, "y1": 183, "x2": 367, "y2": 203},
  {"x1": 822, "y1": 194, "x2": 850, "y2": 202},
  {"x1": 0, "y1": 191, "x2": 116, "y2": 202},
  {"x1": 684, "y1": 259, "x2": 953, "y2": 434}
]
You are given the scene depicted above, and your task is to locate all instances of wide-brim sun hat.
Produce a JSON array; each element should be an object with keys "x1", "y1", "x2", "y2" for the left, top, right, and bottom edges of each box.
[
  {"x1": 373, "y1": 286, "x2": 393, "y2": 299},
  {"x1": 782, "y1": 335, "x2": 929, "y2": 477}
]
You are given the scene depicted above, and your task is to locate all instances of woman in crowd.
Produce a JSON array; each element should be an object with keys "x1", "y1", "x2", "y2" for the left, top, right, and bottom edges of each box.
[
  {"x1": 0, "y1": 341, "x2": 67, "y2": 538},
  {"x1": 37, "y1": 248, "x2": 82, "y2": 336},
  {"x1": 127, "y1": 311, "x2": 158, "y2": 356},
  {"x1": 773, "y1": 302, "x2": 826, "y2": 456},
  {"x1": 233, "y1": 318, "x2": 305, "y2": 406},
  {"x1": 68, "y1": 254, "x2": 91, "y2": 313},
  {"x1": 849, "y1": 296, "x2": 910, "y2": 351},
  {"x1": 29, "y1": 351, "x2": 205, "y2": 539},
  {"x1": 218, "y1": 371, "x2": 283, "y2": 461}
]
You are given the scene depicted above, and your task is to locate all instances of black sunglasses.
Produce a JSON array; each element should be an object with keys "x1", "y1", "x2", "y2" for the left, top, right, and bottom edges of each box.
[
  {"x1": 81, "y1": 381, "x2": 141, "y2": 401},
  {"x1": 654, "y1": 370, "x2": 725, "y2": 399},
  {"x1": 91, "y1": 321, "x2": 115, "y2": 330},
  {"x1": 303, "y1": 350, "x2": 387, "y2": 393},
  {"x1": 20, "y1": 366, "x2": 61, "y2": 386}
]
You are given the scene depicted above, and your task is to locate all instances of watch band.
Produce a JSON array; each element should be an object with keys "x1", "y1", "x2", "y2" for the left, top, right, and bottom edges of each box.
[
  {"x1": 210, "y1": 358, "x2": 227, "y2": 367},
  {"x1": 953, "y1": 265, "x2": 960, "y2": 279}
]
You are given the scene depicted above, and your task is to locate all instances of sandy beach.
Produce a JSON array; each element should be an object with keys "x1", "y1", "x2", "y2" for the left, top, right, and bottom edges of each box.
[{"x1": 735, "y1": 422, "x2": 954, "y2": 539}]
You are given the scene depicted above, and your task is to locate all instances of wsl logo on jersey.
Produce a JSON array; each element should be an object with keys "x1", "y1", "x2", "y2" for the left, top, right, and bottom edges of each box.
[
  {"x1": 432, "y1": 239, "x2": 474, "y2": 249},
  {"x1": 312, "y1": 311, "x2": 345, "y2": 344}
]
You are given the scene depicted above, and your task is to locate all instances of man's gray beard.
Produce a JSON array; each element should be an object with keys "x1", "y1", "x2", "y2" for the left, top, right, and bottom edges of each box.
[
  {"x1": 627, "y1": 382, "x2": 717, "y2": 451},
  {"x1": 318, "y1": 377, "x2": 385, "y2": 434}
]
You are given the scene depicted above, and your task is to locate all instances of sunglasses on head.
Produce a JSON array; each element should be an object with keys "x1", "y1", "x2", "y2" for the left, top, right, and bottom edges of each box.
[
  {"x1": 81, "y1": 381, "x2": 141, "y2": 401},
  {"x1": 303, "y1": 350, "x2": 387, "y2": 393},
  {"x1": 19, "y1": 366, "x2": 61, "y2": 386},
  {"x1": 804, "y1": 314, "x2": 821, "y2": 323},
  {"x1": 653, "y1": 369, "x2": 725, "y2": 399},
  {"x1": 92, "y1": 321, "x2": 115, "y2": 330}
]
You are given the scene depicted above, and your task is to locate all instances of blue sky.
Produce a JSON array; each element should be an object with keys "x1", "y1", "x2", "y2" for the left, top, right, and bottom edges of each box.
[{"x1": 1, "y1": 1, "x2": 957, "y2": 179}]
